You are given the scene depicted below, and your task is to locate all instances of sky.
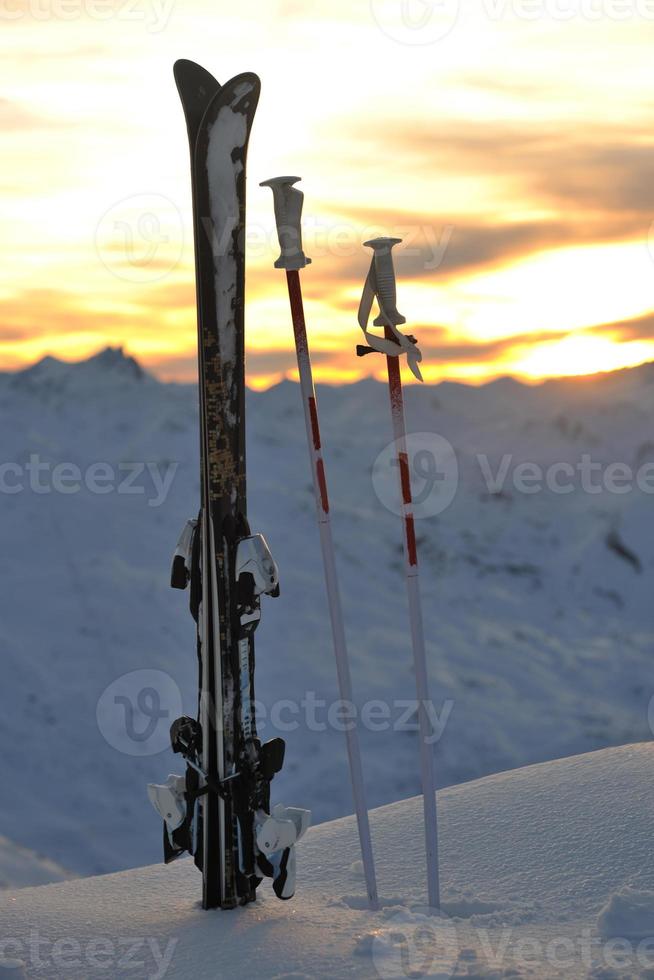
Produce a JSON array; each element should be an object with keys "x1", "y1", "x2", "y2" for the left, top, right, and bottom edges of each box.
[{"x1": 2, "y1": 0, "x2": 654, "y2": 387}]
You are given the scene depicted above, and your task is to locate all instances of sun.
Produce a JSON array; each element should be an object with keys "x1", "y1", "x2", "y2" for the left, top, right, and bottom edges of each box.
[{"x1": 510, "y1": 332, "x2": 654, "y2": 379}]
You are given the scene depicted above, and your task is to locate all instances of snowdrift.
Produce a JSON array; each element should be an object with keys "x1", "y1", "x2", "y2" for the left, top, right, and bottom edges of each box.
[{"x1": 1, "y1": 743, "x2": 653, "y2": 979}]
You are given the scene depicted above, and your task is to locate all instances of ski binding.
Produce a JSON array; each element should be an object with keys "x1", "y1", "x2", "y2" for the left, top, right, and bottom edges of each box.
[{"x1": 147, "y1": 775, "x2": 186, "y2": 835}]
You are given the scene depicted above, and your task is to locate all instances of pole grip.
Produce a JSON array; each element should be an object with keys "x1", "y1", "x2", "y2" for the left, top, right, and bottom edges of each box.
[
  {"x1": 261, "y1": 176, "x2": 312, "y2": 270},
  {"x1": 364, "y1": 237, "x2": 406, "y2": 327}
]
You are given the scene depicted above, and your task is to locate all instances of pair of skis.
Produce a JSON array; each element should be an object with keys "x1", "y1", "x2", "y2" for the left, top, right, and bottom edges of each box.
[{"x1": 148, "y1": 62, "x2": 309, "y2": 910}]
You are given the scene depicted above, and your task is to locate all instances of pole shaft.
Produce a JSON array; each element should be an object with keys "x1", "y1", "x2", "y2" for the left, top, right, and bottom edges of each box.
[
  {"x1": 384, "y1": 327, "x2": 441, "y2": 909},
  {"x1": 286, "y1": 270, "x2": 379, "y2": 910}
]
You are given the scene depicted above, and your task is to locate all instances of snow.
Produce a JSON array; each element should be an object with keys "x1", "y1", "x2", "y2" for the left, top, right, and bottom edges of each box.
[
  {"x1": 1, "y1": 349, "x2": 653, "y2": 884},
  {"x1": 206, "y1": 80, "x2": 256, "y2": 387},
  {"x1": 1, "y1": 744, "x2": 653, "y2": 978}
]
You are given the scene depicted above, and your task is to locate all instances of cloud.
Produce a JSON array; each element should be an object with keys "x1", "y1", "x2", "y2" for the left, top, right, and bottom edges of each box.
[
  {"x1": 411, "y1": 325, "x2": 571, "y2": 364},
  {"x1": 590, "y1": 311, "x2": 654, "y2": 342},
  {"x1": 136, "y1": 281, "x2": 196, "y2": 311},
  {"x1": 318, "y1": 214, "x2": 584, "y2": 282},
  {"x1": 0, "y1": 288, "x2": 132, "y2": 340},
  {"x1": 332, "y1": 118, "x2": 654, "y2": 276},
  {"x1": 0, "y1": 98, "x2": 56, "y2": 132},
  {"x1": 145, "y1": 353, "x2": 197, "y2": 382},
  {"x1": 398, "y1": 120, "x2": 654, "y2": 219}
]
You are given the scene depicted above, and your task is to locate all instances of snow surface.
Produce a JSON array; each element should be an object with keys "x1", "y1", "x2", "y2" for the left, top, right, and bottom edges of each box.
[
  {"x1": 1, "y1": 744, "x2": 653, "y2": 979},
  {"x1": 1, "y1": 349, "x2": 653, "y2": 882}
]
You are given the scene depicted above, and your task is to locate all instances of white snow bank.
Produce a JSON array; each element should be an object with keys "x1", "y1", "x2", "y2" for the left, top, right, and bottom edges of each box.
[{"x1": 1, "y1": 743, "x2": 653, "y2": 979}]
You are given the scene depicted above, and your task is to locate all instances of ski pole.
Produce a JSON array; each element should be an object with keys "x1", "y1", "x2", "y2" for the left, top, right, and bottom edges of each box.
[
  {"x1": 261, "y1": 176, "x2": 379, "y2": 911},
  {"x1": 357, "y1": 237, "x2": 441, "y2": 910}
]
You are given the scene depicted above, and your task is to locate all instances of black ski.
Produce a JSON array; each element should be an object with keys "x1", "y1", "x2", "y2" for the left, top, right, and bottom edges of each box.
[
  {"x1": 148, "y1": 59, "x2": 309, "y2": 912},
  {"x1": 176, "y1": 59, "x2": 259, "y2": 910}
]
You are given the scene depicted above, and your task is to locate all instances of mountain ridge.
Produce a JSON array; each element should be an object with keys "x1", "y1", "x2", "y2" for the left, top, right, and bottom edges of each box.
[{"x1": 4, "y1": 345, "x2": 654, "y2": 396}]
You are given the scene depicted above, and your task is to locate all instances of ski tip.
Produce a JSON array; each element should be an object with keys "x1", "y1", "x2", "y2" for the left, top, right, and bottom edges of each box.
[
  {"x1": 172, "y1": 59, "x2": 221, "y2": 98},
  {"x1": 173, "y1": 57, "x2": 195, "y2": 72},
  {"x1": 173, "y1": 58, "x2": 210, "y2": 77},
  {"x1": 173, "y1": 60, "x2": 223, "y2": 143}
]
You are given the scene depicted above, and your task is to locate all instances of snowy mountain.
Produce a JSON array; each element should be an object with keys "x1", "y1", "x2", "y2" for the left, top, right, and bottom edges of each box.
[
  {"x1": 0, "y1": 349, "x2": 652, "y2": 883},
  {"x1": 0, "y1": 837, "x2": 70, "y2": 891},
  {"x1": 2, "y1": 744, "x2": 653, "y2": 978}
]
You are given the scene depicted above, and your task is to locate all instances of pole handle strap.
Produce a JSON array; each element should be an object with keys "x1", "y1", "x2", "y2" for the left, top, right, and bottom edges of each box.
[{"x1": 358, "y1": 237, "x2": 424, "y2": 382}]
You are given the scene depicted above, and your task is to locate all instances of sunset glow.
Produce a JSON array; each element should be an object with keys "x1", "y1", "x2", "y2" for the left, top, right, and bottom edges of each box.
[{"x1": 2, "y1": 1, "x2": 654, "y2": 386}]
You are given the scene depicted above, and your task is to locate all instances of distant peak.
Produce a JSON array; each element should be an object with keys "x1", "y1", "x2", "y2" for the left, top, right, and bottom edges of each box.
[
  {"x1": 85, "y1": 346, "x2": 145, "y2": 379},
  {"x1": 33, "y1": 354, "x2": 63, "y2": 369},
  {"x1": 10, "y1": 345, "x2": 150, "y2": 396},
  {"x1": 487, "y1": 375, "x2": 522, "y2": 388},
  {"x1": 15, "y1": 353, "x2": 68, "y2": 382}
]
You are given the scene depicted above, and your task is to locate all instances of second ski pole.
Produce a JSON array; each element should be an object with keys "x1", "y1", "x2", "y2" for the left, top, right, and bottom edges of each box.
[
  {"x1": 357, "y1": 237, "x2": 441, "y2": 910},
  {"x1": 261, "y1": 176, "x2": 379, "y2": 911}
]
